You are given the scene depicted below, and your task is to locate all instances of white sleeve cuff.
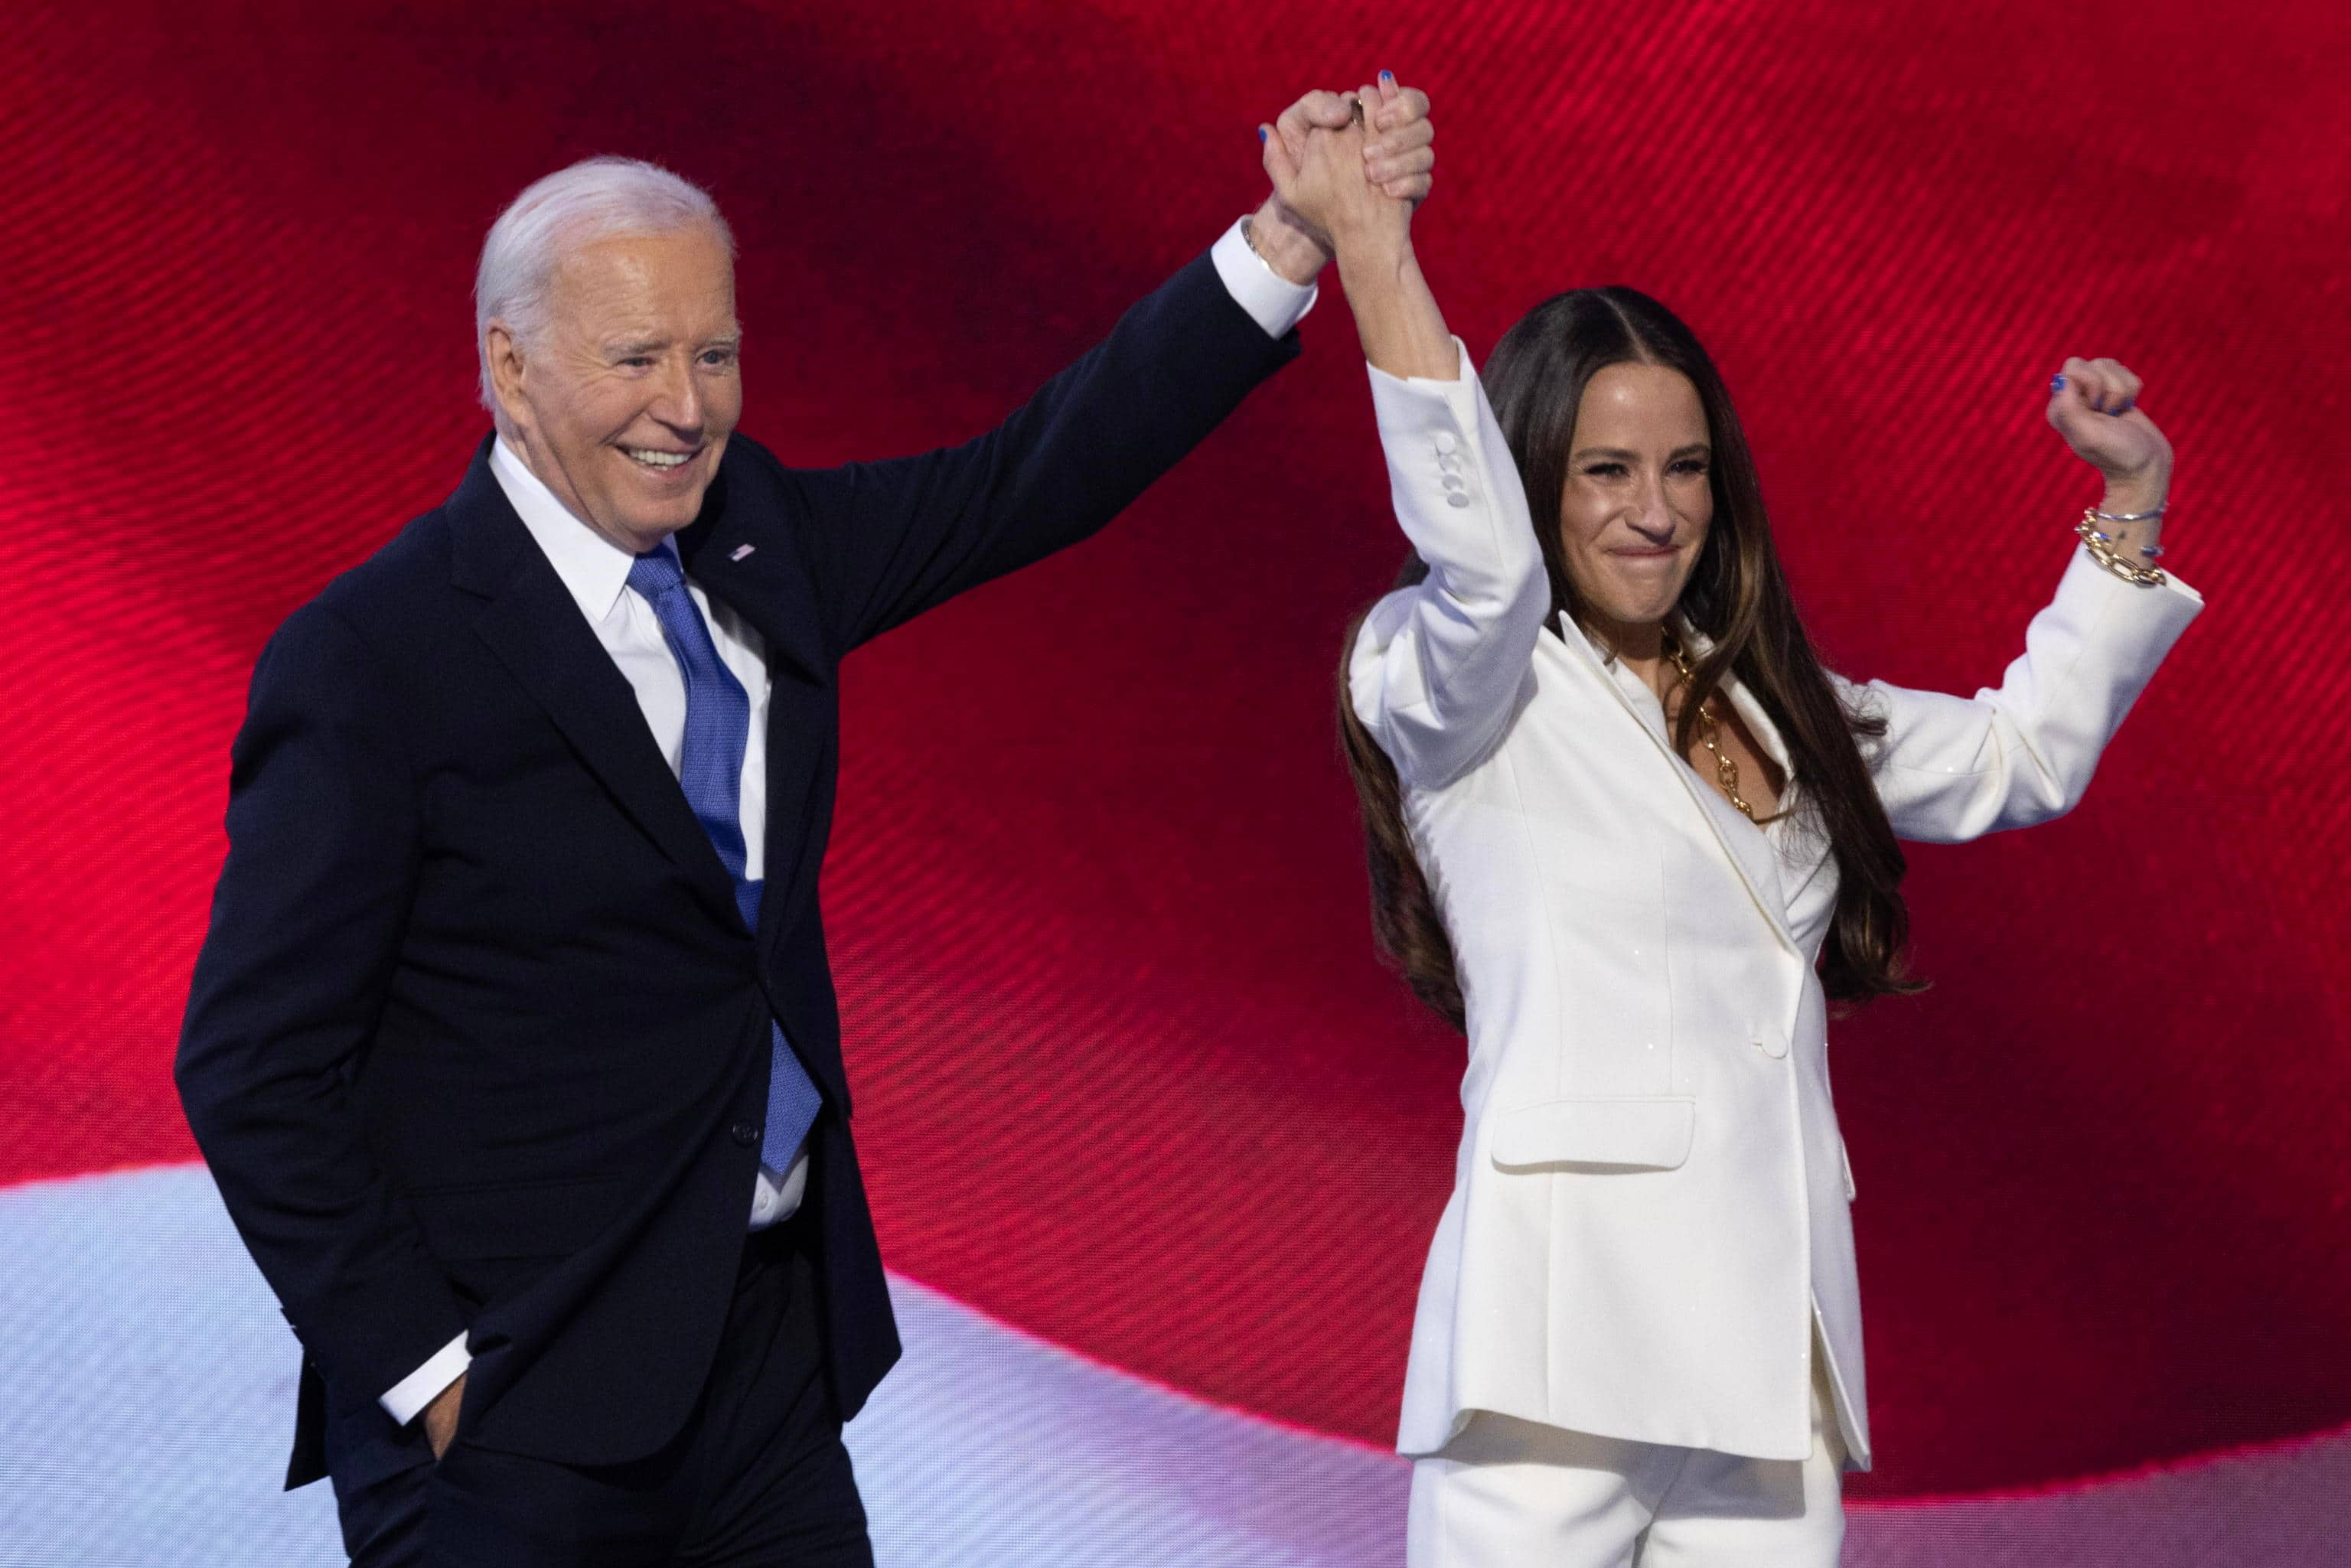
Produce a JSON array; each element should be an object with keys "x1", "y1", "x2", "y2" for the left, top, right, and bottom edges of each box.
[
  {"x1": 1367, "y1": 336, "x2": 1476, "y2": 399},
  {"x1": 748, "y1": 1139, "x2": 812, "y2": 1229},
  {"x1": 381, "y1": 1332, "x2": 472, "y2": 1426},
  {"x1": 1209, "y1": 218, "x2": 1317, "y2": 340}
]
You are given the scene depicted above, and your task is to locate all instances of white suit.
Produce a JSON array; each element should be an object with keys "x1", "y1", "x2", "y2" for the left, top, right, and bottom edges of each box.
[{"x1": 1347, "y1": 344, "x2": 2203, "y2": 1484}]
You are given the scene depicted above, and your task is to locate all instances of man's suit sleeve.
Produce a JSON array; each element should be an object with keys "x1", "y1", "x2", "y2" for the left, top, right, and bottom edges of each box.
[
  {"x1": 787, "y1": 244, "x2": 1303, "y2": 655},
  {"x1": 176, "y1": 601, "x2": 470, "y2": 1412}
]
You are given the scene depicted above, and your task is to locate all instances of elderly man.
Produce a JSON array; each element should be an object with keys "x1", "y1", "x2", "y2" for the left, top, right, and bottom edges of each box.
[{"x1": 174, "y1": 83, "x2": 1433, "y2": 1566}]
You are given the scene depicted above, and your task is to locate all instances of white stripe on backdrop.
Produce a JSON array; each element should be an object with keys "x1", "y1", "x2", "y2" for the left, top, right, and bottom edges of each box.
[{"x1": 0, "y1": 1166, "x2": 2342, "y2": 1566}]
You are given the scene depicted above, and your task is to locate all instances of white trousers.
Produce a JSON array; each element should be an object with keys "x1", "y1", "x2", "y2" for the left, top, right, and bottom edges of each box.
[{"x1": 1405, "y1": 1352, "x2": 1847, "y2": 1568}]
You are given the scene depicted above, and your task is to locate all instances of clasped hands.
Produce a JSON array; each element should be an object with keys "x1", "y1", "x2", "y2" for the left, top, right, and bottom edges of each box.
[{"x1": 1251, "y1": 75, "x2": 1432, "y2": 281}]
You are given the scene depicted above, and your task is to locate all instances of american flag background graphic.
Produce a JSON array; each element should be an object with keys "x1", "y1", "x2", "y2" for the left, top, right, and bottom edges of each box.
[{"x1": 2, "y1": 2, "x2": 2347, "y2": 1561}]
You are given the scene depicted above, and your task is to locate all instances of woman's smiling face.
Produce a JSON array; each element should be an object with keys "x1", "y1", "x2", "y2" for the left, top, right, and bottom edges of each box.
[{"x1": 1556, "y1": 360, "x2": 1714, "y2": 641}]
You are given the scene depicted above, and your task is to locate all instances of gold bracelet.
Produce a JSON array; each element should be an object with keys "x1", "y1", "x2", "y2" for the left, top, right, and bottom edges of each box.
[{"x1": 2075, "y1": 510, "x2": 2169, "y2": 588}]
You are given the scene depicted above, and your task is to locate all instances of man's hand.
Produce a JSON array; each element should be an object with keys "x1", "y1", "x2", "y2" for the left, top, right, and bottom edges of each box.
[
  {"x1": 1277, "y1": 74, "x2": 1434, "y2": 207},
  {"x1": 422, "y1": 1371, "x2": 466, "y2": 1461},
  {"x1": 1247, "y1": 73, "x2": 1434, "y2": 284}
]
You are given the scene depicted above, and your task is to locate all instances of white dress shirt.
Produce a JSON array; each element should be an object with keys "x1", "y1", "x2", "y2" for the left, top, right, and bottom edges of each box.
[{"x1": 380, "y1": 219, "x2": 1315, "y2": 1423}]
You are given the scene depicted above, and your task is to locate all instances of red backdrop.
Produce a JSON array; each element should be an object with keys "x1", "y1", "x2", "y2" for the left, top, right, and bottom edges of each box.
[{"x1": 3, "y1": 0, "x2": 2346, "y2": 1500}]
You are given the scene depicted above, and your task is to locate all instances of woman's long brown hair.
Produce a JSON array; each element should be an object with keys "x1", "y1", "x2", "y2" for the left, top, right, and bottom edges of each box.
[{"x1": 1339, "y1": 287, "x2": 1924, "y2": 1032}]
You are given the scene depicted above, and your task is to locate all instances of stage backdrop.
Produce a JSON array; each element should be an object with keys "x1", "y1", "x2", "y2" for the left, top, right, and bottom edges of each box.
[{"x1": 4, "y1": 1, "x2": 2348, "y2": 1563}]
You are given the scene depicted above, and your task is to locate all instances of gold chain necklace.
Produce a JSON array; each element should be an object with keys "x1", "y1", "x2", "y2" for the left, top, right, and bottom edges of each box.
[{"x1": 1663, "y1": 638, "x2": 1757, "y2": 823}]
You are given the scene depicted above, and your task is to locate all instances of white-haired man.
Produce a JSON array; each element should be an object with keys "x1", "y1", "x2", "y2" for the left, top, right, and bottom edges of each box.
[{"x1": 176, "y1": 83, "x2": 1433, "y2": 1566}]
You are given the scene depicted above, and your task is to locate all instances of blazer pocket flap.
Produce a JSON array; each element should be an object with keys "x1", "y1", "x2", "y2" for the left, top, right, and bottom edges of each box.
[{"x1": 1492, "y1": 1097, "x2": 1696, "y2": 1172}]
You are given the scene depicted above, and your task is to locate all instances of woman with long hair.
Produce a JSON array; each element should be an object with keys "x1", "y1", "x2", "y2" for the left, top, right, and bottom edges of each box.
[{"x1": 1264, "y1": 91, "x2": 2202, "y2": 1566}]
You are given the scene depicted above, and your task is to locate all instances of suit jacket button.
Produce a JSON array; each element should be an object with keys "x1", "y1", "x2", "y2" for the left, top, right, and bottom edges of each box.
[
  {"x1": 731, "y1": 1120, "x2": 761, "y2": 1147},
  {"x1": 1434, "y1": 431, "x2": 1459, "y2": 455}
]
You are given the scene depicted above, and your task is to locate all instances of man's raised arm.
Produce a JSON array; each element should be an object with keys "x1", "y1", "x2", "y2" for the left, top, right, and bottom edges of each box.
[{"x1": 778, "y1": 80, "x2": 1436, "y2": 655}]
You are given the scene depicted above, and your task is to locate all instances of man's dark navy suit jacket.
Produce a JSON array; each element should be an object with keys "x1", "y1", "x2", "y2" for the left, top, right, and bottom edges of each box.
[{"x1": 175, "y1": 249, "x2": 1298, "y2": 1491}]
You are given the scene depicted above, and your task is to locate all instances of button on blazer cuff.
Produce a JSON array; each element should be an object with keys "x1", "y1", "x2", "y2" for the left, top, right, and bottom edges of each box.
[{"x1": 1352, "y1": 339, "x2": 1551, "y2": 791}]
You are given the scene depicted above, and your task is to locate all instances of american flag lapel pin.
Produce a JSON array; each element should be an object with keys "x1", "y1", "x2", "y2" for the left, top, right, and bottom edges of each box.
[{"x1": 729, "y1": 544, "x2": 756, "y2": 562}]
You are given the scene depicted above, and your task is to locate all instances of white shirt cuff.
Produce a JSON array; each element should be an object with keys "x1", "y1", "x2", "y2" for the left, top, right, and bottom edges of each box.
[
  {"x1": 1209, "y1": 217, "x2": 1317, "y2": 340},
  {"x1": 748, "y1": 1137, "x2": 812, "y2": 1230},
  {"x1": 380, "y1": 1143, "x2": 814, "y2": 1426},
  {"x1": 381, "y1": 1332, "x2": 472, "y2": 1426}
]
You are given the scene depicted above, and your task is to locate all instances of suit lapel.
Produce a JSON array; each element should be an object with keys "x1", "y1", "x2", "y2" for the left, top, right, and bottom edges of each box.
[
  {"x1": 447, "y1": 439, "x2": 742, "y2": 925},
  {"x1": 1556, "y1": 615, "x2": 1799, "y2": 954}
]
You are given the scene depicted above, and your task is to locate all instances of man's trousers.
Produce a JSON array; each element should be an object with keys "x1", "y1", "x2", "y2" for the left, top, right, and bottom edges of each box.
[{"x1": 325, "y1": 1216, "x2": 871, "y2": 1567}]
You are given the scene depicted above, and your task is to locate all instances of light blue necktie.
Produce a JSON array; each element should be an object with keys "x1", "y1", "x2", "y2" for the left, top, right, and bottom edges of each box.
[{"x1": 626, "y1": 544, "x2": 823, "y2": 1174}]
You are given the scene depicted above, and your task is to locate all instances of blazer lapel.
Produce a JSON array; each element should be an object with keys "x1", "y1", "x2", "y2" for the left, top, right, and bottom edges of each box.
[
  {"x1": 446, "y1": 439, "x2": 742, "y2": 925},
  {"x1": 1555, "y1": 614, "x2": 1799, "y2": 955}
]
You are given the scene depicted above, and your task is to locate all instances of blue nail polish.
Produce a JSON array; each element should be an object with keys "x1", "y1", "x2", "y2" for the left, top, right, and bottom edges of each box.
[
  {"x1": 2049, "y1": 373, "x2": 2066, "y2": 395},
  {"x1": 2115, "y1": 399, "x2": 2134, "y2": 414},
  {"x1": 1381, "y1": 69, "x2": 1394, "y2": 81},
  {"x1": 1257, "y1": 127, "x2": 1267, "y2": 143}
]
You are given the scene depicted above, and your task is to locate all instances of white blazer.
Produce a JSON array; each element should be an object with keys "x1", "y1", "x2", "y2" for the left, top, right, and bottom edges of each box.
[{"x1": 1348, "y1": 344, "x2": 2203, "y2": 1469}]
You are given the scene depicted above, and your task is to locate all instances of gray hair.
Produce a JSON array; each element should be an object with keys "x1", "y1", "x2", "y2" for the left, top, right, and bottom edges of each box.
[{"x1": 474, "y1": 155, "x2": 735, "y2": 413}]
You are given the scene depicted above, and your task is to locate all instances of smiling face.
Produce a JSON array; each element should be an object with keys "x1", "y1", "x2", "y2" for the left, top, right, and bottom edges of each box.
[
  {"x1": 1557, "y1": 360, "x2": 1714, "y2": 644},
  {"x1": 487, "y1": 223, "x2": 742, "y2": 555}
]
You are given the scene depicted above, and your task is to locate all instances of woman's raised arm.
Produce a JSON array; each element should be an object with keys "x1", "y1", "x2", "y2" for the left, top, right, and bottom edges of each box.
[
  {"x1": 1273, "y1": 84, "x2": 1550, "y2": 790},
  {"x1": 1843, "y1": 357, "x2": 2202, "y2": 841},
  {"x1": 1264, "y1": 80, "x2": 1453, "y2": 380}
]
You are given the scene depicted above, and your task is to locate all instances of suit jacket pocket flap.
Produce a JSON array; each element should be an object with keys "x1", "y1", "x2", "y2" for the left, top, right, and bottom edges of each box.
[{"x1": 1492, "y1": 1097, "x2": 1696, "y2": 1171}]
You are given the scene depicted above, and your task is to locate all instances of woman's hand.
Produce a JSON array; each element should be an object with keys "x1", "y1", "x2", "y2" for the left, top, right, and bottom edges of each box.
[
  {"x1": 1259, "y1": 79, "x2": 1453, "y2": 381},
  {"x1": 2046, "y1": 356, "x2": 2173, "y2": 516},
  {"x1": 1262, "y1": 87, "x2": 1412, "y2": 260},
  {"x1": 1247, "y1": 77, "x2": 1433, "y2": 282}
]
